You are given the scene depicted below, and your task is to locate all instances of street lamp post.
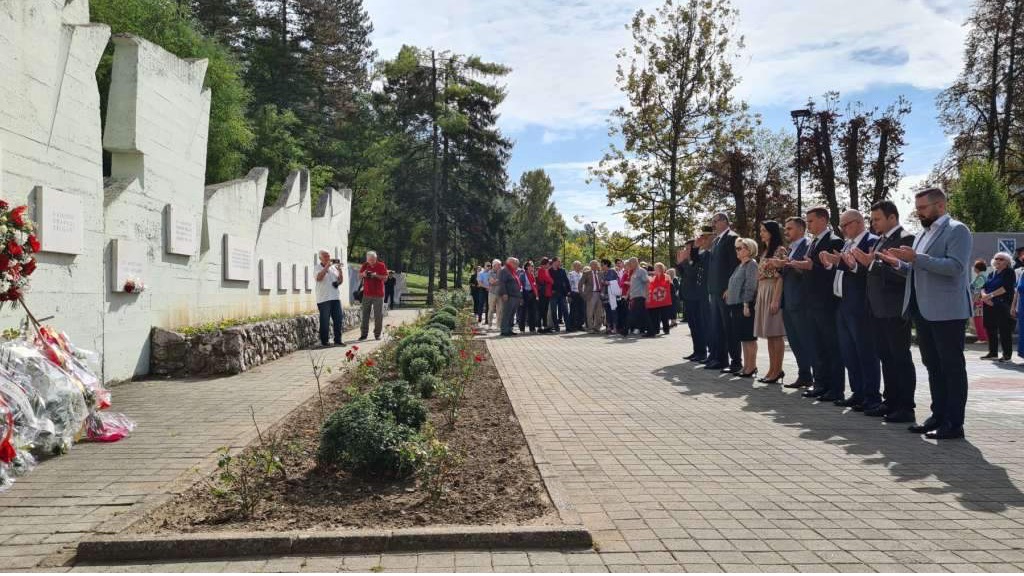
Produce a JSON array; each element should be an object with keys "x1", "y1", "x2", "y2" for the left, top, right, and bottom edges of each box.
[
  {"x1": 589, "y1": 221, "x2": 598, "y2": 261},
  {"x1": 790, "y1": 108, "x2": 811, "y2": 216}
]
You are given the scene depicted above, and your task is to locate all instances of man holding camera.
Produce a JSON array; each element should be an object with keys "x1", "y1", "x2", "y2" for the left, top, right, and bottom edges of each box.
[
  {"x1": 315, "y1": 250, "x2": 345, "y2": 347},
  {"x1": 359, "y1": 250, "x2": 388, "y2": 341}
]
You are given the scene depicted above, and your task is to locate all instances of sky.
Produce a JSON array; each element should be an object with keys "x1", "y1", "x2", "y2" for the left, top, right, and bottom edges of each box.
[{"x1": 363, "y1": 0, "x2": 973, "y2": 232}]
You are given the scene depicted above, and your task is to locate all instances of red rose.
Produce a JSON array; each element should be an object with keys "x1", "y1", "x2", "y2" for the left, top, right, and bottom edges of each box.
[
  {"x1": 5, "y1": 286, "x2": 20, "y2": 301},
  {"x1": 364, "y1": 359, "x2": 376, "y2": 367},
  {"x1": 0, "y1": 200, "x2": 8, "y2": 210},
  {"x1": 474, "y1": 354, "x2": 485, "y2": 363},
  {"x1": 0, "y1": 255, "x2": 9, "y2": 272},
  {"x1": 6, "y1": 240, "x2": 22, "y2": 258},
  {"x1": 27, "y1": 235, "x2": 40, "y2": 253},
  {"x1": 21, "y1": 258, "x2": 36, "y2": 277},
  {"x1": 10, "y1": 206, "x2": 28, "y2": 228}
]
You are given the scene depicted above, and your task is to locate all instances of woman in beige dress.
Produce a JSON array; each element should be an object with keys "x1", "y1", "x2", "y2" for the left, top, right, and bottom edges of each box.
[{"x1": 754, "y1": 221, "x2": 787, "y2": 383}]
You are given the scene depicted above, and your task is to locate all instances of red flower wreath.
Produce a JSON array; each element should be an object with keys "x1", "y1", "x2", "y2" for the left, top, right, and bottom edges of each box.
[{"x1": 0, "y1": 199, "x2": 39, "y2": 303}]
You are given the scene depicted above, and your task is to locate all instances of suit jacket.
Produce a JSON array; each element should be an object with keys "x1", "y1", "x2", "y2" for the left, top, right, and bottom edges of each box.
[
  {"x1": 781, "y1": 238, "x2": 809, "y2": 311},
  {"x1": 895, "y1": 216, "x2": 973, "y2": 321},
  {"x1": 805, "y1": 229, "x2": 844, "y2": 310},
  {"x1": 676, "y1": 252, "x2": 707, "y2": 301},
  {"x1": 496, "y1": 267, "x2": 523, "y2": 299},
  {"x1": 835, "y1": 232, "x2": 878, "y2": 314},
  {"x1": 707, "y1": 230, "x2": 740, "y2": 296},
  {"x1": 551, "y1": 267, "x2": 572, "y2": 296},
  {"x1": 580, "y1": 270, "x2": 603, "y2": 297},
  {"x1": 866, "y1": 226, "x2": 914, "y2": 319}
]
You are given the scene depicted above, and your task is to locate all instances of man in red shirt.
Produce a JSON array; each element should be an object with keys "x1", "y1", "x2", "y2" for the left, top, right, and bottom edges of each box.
[{"x1": 359, "y1": 251, "x2": 388, "y2": 340}]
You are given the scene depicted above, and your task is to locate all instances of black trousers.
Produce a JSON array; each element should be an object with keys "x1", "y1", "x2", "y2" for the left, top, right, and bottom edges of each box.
[
  {"x1": 683, "y1": 298, "x2": 707, "y2": 359},
  {"x1": 983, "y1": 304, "x2": 1014, "y2": 358},
  {"x1": 648, "y1": 306, "x2": 671, "y2": 335},
  {"x1": 616, "y1": 298, "x2": 629, "y2": 334},
  {"x1": 807, "y1": 304, "x2": 844, "y2": 396},
  {"x1": 714, "y1": 296, "x2": 741, "y2": 367},
  {"x1": 518, "y1": 291, "x2": 539, "y2": 332},
  {"x1": 872, "y1": 315, "x2": 916, "y2": 412},
  {"x1": 913, "y1": 309, "x2": 968, "y2": 430},
  {"x1": 537, "y1": 294, "x2": 550, "y2": 330},
  {"x1": 628, "y1": 298, "x2": 650, "y2": 335},
  {"x1": 569, "y1": 292, "x2": 585, "y2": 331}
]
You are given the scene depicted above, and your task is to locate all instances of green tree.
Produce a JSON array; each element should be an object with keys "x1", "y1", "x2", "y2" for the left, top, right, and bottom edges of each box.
[
  {"x1": 91, "y1": 0, "x2": 255, "y2": 184},
  {"x1": 592, "y1": 0, "x2": 742, "y2": 259},
  {"x1": 507, "y1": 170, "x2": 566, "y2": 259},
  {"x1": 949, "y1": 160, "x2": 1024, "y2": 231}
]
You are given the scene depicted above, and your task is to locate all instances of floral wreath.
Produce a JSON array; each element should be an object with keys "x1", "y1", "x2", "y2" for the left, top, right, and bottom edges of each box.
[{"x1": 0, "y1": 202, "x2": 39, "y2": 306}]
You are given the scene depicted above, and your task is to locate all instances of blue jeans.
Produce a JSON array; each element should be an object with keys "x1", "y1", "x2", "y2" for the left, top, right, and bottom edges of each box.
[{"x1": 317, "y1": 299, "x2": 343, "y2": 345}]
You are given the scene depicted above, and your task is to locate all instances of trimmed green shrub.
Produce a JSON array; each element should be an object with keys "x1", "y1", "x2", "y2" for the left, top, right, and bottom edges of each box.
[
  {"x1": 318, "y1": 396, "x2": 417, "y2": 477},
  {"x1": 439, "y1": 305, "x2": 459, "y2": 317},
  {"x1": 404, "y1": 357, "x2": 434, "y2": 384},
  {"x1": 417, "y1": 374, "x2": 441, "y2": 399},
  {"x1": 427, "y1": 311, "x2": 457, "y2": 331},
  {"x1": 424, "y1": 322, "x2": 452, "y2": 335},
  {"x1": 395, "y1": 327, "x2": 454, "y2": 363},
  {"x1": 370, "y1": 380, "x2": 428, "y2": 430}
]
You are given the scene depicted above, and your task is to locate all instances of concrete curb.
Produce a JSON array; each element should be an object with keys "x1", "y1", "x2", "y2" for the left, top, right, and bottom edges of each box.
[{"x1": 76, "y1": 525, "x2": 593, "y2": 562}]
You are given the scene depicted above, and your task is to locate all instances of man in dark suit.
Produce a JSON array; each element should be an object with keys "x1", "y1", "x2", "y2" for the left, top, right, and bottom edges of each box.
[
  {"x1": 880, "y1": 188, "x2": 973, "y2": 440},
  {"x1": 772, "y1": 217, "x2": 814, "y2": 389},
  {"x1": 788, "y1": 207, "x2": 845, "y2": 402},
  {"x1": 820, "y1": 210, "x2": 879, "y2": 411},
  {"x1": 549, "y1": 258, "x2": 571, "y2": 332},
  {"x1": 851, "y1": 200, "x2": 916, "y2": 422},
  {"x1": 676, "y1": 238, "x2": 708, "y2": 361},
  {"x1": 704, "y1": 213, "x2": 741, "y2": 372},
  {"x1": 496, "y1": 257, "x2": 524, "y2": 337}
]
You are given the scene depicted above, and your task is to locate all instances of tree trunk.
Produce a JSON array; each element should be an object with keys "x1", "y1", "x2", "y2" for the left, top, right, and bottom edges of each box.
[
  {"x1": 815, "y1": 112, "x2": 841, "y2": 229},
  {"x1": 988, "y1": 3, "x2": 1006, "y2": 163},
  {"x1": 999, "y1": 0, "x2": 1022, "y2": 175},
  {"x1": 845, "y1": 119, "x2": 861, "y2": 210},
  {"x1": 427, "y1": 51, "x2": 439, "y2": 305},
  {"x1": 730, "y1": 151, "x2": 748, "y2": 237}
]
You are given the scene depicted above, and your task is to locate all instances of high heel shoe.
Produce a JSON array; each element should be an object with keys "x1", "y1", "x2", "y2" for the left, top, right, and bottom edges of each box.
[
  {"x1": 738, "y1": 369, "x2": 758, "y2": 378},
  {"x1": 758, "y1": 371, "x2": 785, "y2": 384}
]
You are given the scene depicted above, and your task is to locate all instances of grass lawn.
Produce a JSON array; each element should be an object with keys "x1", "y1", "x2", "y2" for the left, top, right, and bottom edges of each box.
[{"x1": 403, "y1": 271, "x2": 461, "y2": 294}]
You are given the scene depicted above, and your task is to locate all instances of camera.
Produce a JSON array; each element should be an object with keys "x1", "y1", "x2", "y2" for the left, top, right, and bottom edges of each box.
[{"x1": 330, "y1": 258, "x2": 340, "y2": 264}]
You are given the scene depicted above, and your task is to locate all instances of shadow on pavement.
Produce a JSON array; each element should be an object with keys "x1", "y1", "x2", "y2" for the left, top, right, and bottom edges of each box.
[{"x1": 653, "y1": 361, "x2": 1024, "y2": 514}]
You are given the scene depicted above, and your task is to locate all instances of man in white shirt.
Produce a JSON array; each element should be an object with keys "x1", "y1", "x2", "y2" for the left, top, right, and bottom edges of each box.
[
  {"x1": 315, "y1": 250, "x2": 345, "y2": 347},
  {"x1": 568, "y1": 261, "x2": 584, "y2": 332}
]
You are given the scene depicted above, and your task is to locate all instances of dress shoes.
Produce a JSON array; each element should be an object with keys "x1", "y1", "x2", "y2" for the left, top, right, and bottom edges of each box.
[
  {"x1": 818, "y1": 393, "x2": 843, "y2": 403},
  {"x1": 908, "y1": 417, "x2": 941, "y2": 434},
  {"x1": 703, "y1": 361, "x2": 724, "y2": 370},
  {"x1": 684, "y1": 353, "x2": 697, "y2": 361},
  {"x1": 925, "y1": 427, "x2": 965, "y2": 440},
  {"x1": 784, "y1": 378, "x2": 811, "y2": 389},
  {"x1": 850, "y1": 403, "x2": 865, "y2": 412},
  {"x1": 720, "y1": 365, "x2": 739, "y2": 374},
  {"x1": 802, "y1": 388, "x2": 825, "y2": 398},
  {"x1": 864, "y1": 404, "x2": 890, "y2": 417},
  {"x1": 884, "y1": 410, "x2": 915, "y2": 423}
]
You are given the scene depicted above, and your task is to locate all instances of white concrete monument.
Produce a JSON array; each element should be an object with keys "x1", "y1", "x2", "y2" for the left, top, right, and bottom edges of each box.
[
  {"x1": 223, "y1": 234, "x2": 253, "y2": 282},
  {"x1": 35, "y1": 187, "x2": 85, "y2": 255},
  {"x1": 110, "y1": 239, "x2": 147, "y2": 292}
]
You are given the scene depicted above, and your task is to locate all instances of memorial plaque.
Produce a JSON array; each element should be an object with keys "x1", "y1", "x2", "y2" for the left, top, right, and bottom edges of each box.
[
  {"x1": 259, "y1": 259, "x2": 274, "y2": 290},
  {"x1": 276, "y1": 262, "x2": 285, "y2": 290},
  {"x1": 304, "y1": 265, "x2": 311, "y2": 291},
  {"x1": 222, "y1": 234, "x2": 253, "y2": 282},
  {"x1": 111, "y1": 239, "x2": 147, "y2": 292},
  {"x1": 35, "y1": 187, "x2": 84, "y2": 255},
  {"x1": 291, "y1": 263, "x2": 300, "y2": 291},
  {"x1": 165, "y1": 204, "x2": 197, "y2": 256}
]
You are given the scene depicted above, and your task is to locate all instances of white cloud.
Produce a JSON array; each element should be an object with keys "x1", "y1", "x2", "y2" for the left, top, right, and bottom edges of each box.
[
  {"x1": 364, "y1": 0, "x2": 970, "y2": 132},
  {"x1": 541, "y1": 130, "x2": 576, "y2": 144}
]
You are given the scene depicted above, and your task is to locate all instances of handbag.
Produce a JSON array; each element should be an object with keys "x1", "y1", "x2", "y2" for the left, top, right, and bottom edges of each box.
[{"x1": 353, "y1": 281, "x2": 364, "y2": 303}]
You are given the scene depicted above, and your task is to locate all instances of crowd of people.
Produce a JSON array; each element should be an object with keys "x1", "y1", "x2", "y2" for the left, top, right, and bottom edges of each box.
[{"x1": 472, "y1": 188, "x2": 1024, "y2": 441}]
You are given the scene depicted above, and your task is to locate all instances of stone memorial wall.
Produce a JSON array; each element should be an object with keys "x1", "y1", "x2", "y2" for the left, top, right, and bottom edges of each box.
[{"x1": 0, "y1": 0, "x2": 353, "y2": 383}]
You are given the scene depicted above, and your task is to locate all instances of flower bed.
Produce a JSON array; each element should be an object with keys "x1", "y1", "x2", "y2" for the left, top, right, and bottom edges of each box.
[
  {"x1": 150, "y1": 308, "x2": 365, "y2": 378},
  {"x1": 132, "y1": 299, "x2": 557, "y2": 532}
]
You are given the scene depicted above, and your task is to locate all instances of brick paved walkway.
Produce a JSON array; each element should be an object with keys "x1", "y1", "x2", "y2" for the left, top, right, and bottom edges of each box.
[
  {"x1": 0, "y1": 310, "x2": 419, "y2": 571},
  {"x1": 6, "y1": 318, "x2": 1024, "y2": 572}
]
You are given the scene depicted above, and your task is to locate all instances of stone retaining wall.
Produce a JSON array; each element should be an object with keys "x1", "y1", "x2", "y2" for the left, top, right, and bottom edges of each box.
[{"x1": 150, "y1": 307, "x2": 370, "y2": 378}]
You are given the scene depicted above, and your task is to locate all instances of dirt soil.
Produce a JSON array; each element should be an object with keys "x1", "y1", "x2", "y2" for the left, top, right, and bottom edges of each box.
[{"x1": 132, "y1": 339, "x2": 557, "y2": 533}]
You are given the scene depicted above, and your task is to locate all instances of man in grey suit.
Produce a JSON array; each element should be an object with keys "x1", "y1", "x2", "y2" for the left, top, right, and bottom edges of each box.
[
  {"x1": 496, "y1": 257, "x2": 524, "y2": 337},
  {"x1": 879, "y1": 188, "x2": 973, "y2": 440}
]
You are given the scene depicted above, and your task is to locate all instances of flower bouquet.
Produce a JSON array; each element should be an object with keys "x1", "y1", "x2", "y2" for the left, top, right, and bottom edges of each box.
[
  {"x1": 123, "y1": 278, "x2": 145, "y2": 294},
  {"x1": 0, "y1": 202, "x2": 39, "y2": 308}
]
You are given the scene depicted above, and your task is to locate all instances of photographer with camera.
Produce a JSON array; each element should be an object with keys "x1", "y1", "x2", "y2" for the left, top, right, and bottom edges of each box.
[
  {"x1": 358, "y1": 250, "x2": 388, "y2": 340},
  {"x1": 315, "y1": 250, "x2": 345, "y2": 347}
]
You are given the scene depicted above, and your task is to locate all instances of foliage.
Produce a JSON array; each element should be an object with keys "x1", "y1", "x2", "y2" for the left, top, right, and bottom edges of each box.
[
  {"x1": 177, "y1": 312, "x2": 308, "y2": 336},
  {"x1": 439, "y1": 305, "x2": 460, "y2": 317},
  {"x1": 591, "y1": 0, "x2": 743, "y2": 258},
  {"x1": 369, "y1": 380, "x2": 428, "y2": 430},
  {"x1": 507, "y1": 170, "x2": 567, "y2": 260},
  {"x1": 398, "y1": 343, "x2": 446, "y2": 382},
  {"x1": 417, "y1": 373, "x2": 441, "y2": 399},
  {"x1": 207, "y1": 412, "x2": 295, "y2": 519},
  {"x1": 318, "y1": 395, "x2": 418, "y2": 477},
  {"x1": 427, "y1": 311, "x2": 457, "y2": 331},
  {"x1": 948, "y1": 160, "x2": 1024, "y2": 232},
  {"x1": 90, "y1": 0, "x2": 254, "y2": 184},
  {"x1": 400, "y1": 423, "x2": 461, "y2": 505}
]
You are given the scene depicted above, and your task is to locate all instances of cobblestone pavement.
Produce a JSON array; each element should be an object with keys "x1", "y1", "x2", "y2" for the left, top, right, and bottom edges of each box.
[
  {"x1": 0, "y1": 310, "x2": 419, "y2": 571},
  {"x1": 8, "y1": 319, "x2": 1024, "y2": 572}
]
